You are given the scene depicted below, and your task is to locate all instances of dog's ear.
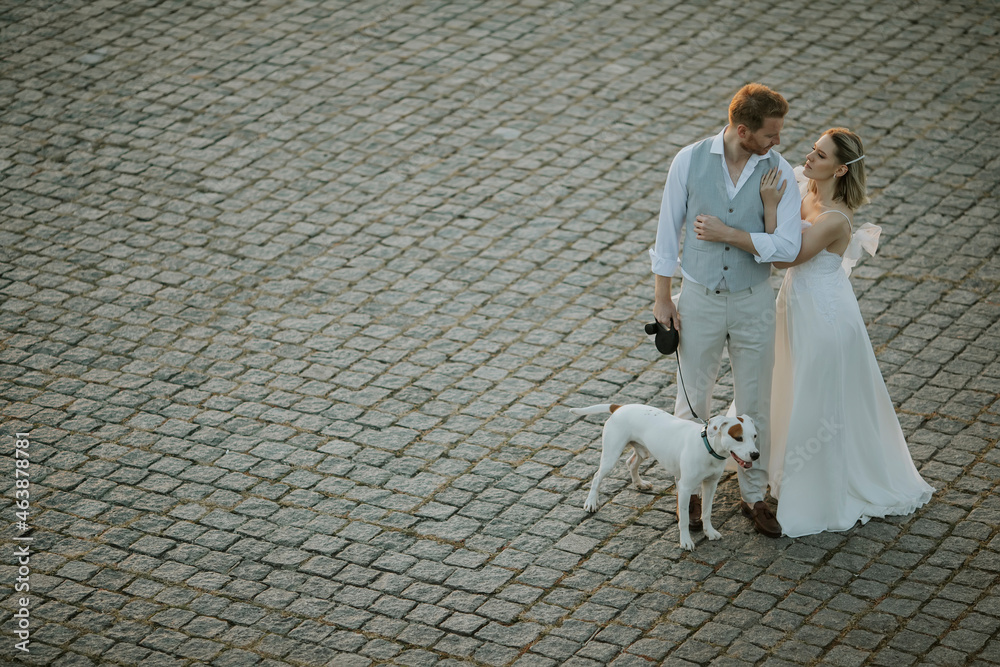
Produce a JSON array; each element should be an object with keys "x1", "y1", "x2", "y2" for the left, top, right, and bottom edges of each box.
[
  {"x1": 706, "y1": 417, "x2": 722, "y2": 437},
  {"x1": 727, "y1": 421, "x2": 744, "y2": 442}
]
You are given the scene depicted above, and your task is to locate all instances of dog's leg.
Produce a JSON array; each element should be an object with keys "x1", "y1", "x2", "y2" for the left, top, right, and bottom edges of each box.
[
  {"x1": 584, "y1": 430, "x2": 628, "y2": 512},
  {"x1": 701, "y1": 476, "x2": 722, "y2": 541},
  {"x1": 676, "y1": 480, "x2": 695, "y2": 550},
  {"x1": 627, "y1": 444, "x2": 653, "y2": 491}
]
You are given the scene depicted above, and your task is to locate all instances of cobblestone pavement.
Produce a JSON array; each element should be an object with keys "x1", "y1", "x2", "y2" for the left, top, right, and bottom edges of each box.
[{"x1": 1, "y1": 0, "x2": 998, "y2": 665}]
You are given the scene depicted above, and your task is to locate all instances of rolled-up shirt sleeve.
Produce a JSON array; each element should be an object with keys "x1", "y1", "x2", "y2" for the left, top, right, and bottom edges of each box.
[
  {"x1": 749, "y1": 154, "x2": 802, "y2": 264},
  {"x1": 649, "y1": 145, "x2": 693, "y2": 277}
]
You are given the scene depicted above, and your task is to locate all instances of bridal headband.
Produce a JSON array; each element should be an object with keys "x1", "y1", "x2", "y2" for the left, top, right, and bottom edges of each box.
[{"x1": 844, "y1": 155, "x2": 866, "y2": 165}]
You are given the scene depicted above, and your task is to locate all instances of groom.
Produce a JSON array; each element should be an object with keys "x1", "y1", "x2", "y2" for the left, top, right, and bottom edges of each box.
[{"x1": 650, "y1": 83, "x2": 802, "y2": 538}]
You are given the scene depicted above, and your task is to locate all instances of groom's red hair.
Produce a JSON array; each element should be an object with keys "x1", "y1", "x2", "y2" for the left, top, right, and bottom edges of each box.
[{"x1": 729, "y1": 83, "x2": 788, "y2": 132}]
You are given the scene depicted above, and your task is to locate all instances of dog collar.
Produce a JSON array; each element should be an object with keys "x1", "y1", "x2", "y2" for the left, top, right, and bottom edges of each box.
[{"x1": 701, "y1": 426, "x2": 726, "y2": 461}]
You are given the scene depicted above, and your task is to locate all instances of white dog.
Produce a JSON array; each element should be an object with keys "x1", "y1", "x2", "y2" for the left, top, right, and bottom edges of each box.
[{"x1": 569, "y1": 404, "x2": 759, "y2": 550}]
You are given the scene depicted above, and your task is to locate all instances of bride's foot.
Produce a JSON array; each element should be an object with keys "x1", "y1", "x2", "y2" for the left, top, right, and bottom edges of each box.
[{"x1": 740, "y1": 500, "x2": 781, "y2": 538}]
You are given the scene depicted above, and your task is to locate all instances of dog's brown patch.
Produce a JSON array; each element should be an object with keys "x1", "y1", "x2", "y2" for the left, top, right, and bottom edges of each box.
[
  {"x1": 727, "y1": 423, "x2": 743, "y2": 439},
  {"x1": 609, "y1": 404, "x2": 623, "y2": 413},
  {"x1": 737, "y1": 416, "x2": 744, "y2": 423}
]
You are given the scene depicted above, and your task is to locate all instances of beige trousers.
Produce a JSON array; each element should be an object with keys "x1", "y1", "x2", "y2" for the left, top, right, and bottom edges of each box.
[{"x1": 673, "y1": 280, "x2": 776, "y2": 504}]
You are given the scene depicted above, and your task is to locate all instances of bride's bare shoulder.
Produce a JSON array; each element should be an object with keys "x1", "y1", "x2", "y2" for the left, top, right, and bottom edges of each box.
[{"x1": 814, "y1": 205, "x2": 853, "y2": 227}]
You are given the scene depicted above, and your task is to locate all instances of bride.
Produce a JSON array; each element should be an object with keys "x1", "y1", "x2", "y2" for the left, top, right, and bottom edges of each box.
[{"x1": 704, "y1": 128, "x2": 934, "y2": 537}]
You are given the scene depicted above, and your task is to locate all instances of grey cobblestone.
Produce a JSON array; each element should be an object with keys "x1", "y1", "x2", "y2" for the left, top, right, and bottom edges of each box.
[{"x1": 1, "y1": 0, "x2": 999, "y2": 665}]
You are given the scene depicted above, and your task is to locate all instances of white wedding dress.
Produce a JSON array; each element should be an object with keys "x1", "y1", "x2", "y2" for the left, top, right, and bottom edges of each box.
[{"x1": 767, "y1": 169, "x2": 934, "y2": 538}]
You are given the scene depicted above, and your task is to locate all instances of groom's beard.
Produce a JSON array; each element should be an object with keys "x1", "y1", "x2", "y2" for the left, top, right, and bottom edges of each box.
[{"x1": 739, "y1": 137, "x2": 771, "y2": 156}]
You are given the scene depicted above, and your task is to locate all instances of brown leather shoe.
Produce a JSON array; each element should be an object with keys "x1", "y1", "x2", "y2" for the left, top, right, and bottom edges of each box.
[
  {"x1": 741, "y1": 501, "x2": 781, "y2": 538},
  {"x1": 688, "y1": 495, "x2": 703, "y2": 532}
]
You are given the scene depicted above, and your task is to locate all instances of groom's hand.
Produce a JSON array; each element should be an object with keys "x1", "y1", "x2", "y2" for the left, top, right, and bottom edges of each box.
[
  {"x1": 653, "y1": 298, "x2": 680, "y2": 332},
  {"x1": 694, "y1": 214, "x2": 730, "y2": 243}
]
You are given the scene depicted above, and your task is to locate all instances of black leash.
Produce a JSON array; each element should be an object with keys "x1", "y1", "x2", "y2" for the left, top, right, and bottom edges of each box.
[
  {"x1": 674, "y1": 346, "x2": 705, "y2": 425},
  {"x1": 646, "y1": 320, "x2": 706, "y2": 425},
  {"x1": 647, "y1": 321, "x2": 726, "y2": 460},
  {"x1": 674, "y1": 348, "x2": 726, "y2": 459}
]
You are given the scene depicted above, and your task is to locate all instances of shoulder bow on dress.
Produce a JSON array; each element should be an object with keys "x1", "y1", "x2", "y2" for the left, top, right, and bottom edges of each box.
[{"x1": 841, "y1": 223, "x2": 881, "y2": 276}]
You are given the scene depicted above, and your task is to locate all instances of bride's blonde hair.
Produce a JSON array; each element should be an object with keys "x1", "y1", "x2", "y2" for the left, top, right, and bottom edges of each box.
[{"x1": 817, "y1": 127, "x2": 869, "y2": 211}]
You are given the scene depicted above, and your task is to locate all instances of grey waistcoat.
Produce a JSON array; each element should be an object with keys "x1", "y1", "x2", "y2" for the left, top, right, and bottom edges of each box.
[{"x1": 682, "y1": 137, "x2": 778, "y2": 291}]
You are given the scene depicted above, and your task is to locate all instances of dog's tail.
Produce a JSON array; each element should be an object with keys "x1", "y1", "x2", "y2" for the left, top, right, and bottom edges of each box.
[{"x1": 569, "y1": 404, "x2": 623, "y2": 416}]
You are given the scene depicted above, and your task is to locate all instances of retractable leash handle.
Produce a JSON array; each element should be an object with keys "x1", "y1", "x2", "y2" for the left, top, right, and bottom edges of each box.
[
  {"x1": 644, "y1": 321, "x2": 705, "y2": 425},
  {"x1": 644, "y1": 321, "x2": 677, "y2": 355}
]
